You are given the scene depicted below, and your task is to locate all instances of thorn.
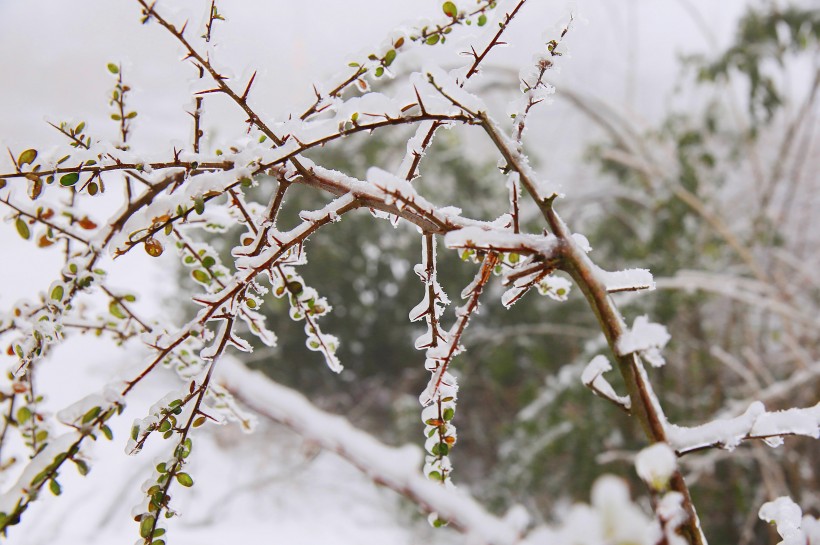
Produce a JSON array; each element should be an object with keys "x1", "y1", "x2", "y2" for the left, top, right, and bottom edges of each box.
[
  {"x1": 241, "y1": 70, "x2": 257, "y2": 101},
  {"x1": 197, "y1": 410, "x2": 219, "y2": 423},
  {"x1": 413, "y1": 86, "x2": 428, "y2": 115}
]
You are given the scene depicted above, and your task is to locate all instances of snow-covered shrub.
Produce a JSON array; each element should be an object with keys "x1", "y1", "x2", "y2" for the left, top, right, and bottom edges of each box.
[{"x1": 0, "y1": 1, "x2": 817, "y2": 544}]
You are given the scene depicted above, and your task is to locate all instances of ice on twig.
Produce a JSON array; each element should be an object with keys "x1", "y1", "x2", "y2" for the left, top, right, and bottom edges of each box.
[
  {"x1": 616, "y1": 315, "x2": 670, "y2": 368},
  {"x1": 635, "y1": 442, "x2": 676, "y2": 491},
  {"x1": 598, "y1": 267, "x2": 655, "y2": 293},
  {"x1": 758, "y1": 497, "x2": 813, "y2": 545},
  {"x1": 444, "y1": 226, "x2": 559, "y2": 257},
  {"x1": 581, "y1": 355, "x2": 631, "y2": 410},
  {"x1": 668, "y1": 401, "x2": 819, "y2": 453}
]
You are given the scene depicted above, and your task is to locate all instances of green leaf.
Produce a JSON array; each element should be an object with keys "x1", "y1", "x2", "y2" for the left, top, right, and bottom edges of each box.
[
  {"x1": 125, "y1": 111, "x2": 138, "y2": 119},
  {"x1": 81, "y1": 406, "x2": 101, "y2": 424},
  {"x1": 375, "y1": 66, "x2": 384, "y2": 77},
  {"x1": 49, "y1": 479, "x2": 62, "y2": 496},
  {"x1": 426, "y1": 34, "x2": 441, "y2": 46},
  {"x1": 15, "y1": 218, "x2": 30, "y2": 240},
  {"x1": 101, "y1": 425, "x2": 113, "y2": 441},
  {"x1": 50, "y1": 285, "x2": 64, "y2": 301},
  {"x1": 107, "y1": 63, "x2": 119, "y2": 74},
  {"x1": 59, "y1": 172, "x2": 80, "y2": 187},
  {"x1": 31, "y1": 469, "x2": 50, "y2": 487},
  {"x1": 18, "y1": 149, "x2": 38, "y2": 166},
  {"x1": 176, "y1": 472, "x2": 194, "y2": 487},
  {"x1": 384, "y1": 49, "x2": 397, "y2": 66},
  {"x1": 192, "y1": 269, "x2": 209, "y2": 284},
  {"x1": 74, "y1": 459, "x2": 90, "y2": 476},
  {"x1": 202, "y1": 256, "x2": 216, "y2": 268},
  {"x1": 478, "y1": 13, "x2": 487, "y2": 26},
  {"x1": 194, "y1": 195, "x2": 205, "y2": 215},
  {"x1": 442, "y1": 407, "x2": 455, "y2": 421},
  {"x1": 442, "y1": 1, "x2": 457, "y2": 17},
  {"x1": 192, "y1": 416, "x2": 206, "y2": 428},
  {"x1": 110, "y1": 113, "x2": 122, "y2": 121},
  {"x1": 139, "y1": 515, "x2": 155, "y2": 538},
  {"x1": 286, "y1": 280, "x2": 303, "y2": 294},
  {"x1": 16, "y1": 406, "x2": 32, "y2": 425},
  {"x1": 109, "y1": 301, "x2": 126, "y2": 320},
  {"x1": 75, "y1": 121, "x2": 85, "y2": 133}
]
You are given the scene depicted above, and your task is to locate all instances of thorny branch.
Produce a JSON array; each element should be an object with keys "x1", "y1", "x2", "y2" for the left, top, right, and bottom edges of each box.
[{"x1": 0, "y1": 2, "x2": 816, "y2": 545}]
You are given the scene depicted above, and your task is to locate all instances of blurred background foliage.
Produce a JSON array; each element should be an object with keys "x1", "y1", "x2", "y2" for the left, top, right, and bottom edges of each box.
[{"x1": 188, "y1": 3, "x2": 819, "y2": 543}]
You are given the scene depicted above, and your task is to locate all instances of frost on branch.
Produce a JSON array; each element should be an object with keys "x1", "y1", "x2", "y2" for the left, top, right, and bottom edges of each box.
[
  {"x1": 668, "y1": 401, "x2": 820, "y2": 454},
  {"x1": 616, "y1": 315, "x2": 671, "y2": 368},
  {"x1": 634, "y1": 442, "x2": 676, "y2": 492},
  {"x1": 758, "y1": 497, "x2": 820, "y2": 545},
  {"x1": 597, "y1": 267, "x2": 655, "y2": 293},
  {"x1": 0, "y1": 0, "x2": 817, "y2": 543},
  {"x1": 582, "y1": 355, "x2": 630, "y2": 410}
]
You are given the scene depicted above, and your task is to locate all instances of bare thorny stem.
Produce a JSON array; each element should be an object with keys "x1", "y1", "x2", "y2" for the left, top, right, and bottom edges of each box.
[{"x1": 477, "y1": 111, "x2": 706, "y2": 545}]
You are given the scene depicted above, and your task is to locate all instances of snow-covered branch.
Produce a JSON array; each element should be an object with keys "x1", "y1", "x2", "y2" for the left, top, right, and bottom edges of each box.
[
  {"x1": 216, "y1": 357, "x2": 524, "y2": 544},
  {"x1": 670, "y1": 401, "x2": 820, "y2": 455}
]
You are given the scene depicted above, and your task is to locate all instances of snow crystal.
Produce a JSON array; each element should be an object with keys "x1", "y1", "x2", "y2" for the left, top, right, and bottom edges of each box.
[
  {"x1": 443, "y1": 226, "x2": 559, "y2": 256},
  {"x1": 598, "y1": 267, "x2": 655, "y2": 293},
  {"x1": 571, "y1": 233, "x2": 591, "y2": 253},
  {"x1": 668, "y1": 402, "x2": 765, "y2": 452},
  {"x1": 655, "y1": 492, "x2": 688, "y2": 545},
  {"x1": 616, "y1": 315, "x2": 670, "y2": 368},
  {"x1": 56, "y1": 393, "x2": 108, "y2": 428},
  {"x1": 0, "y1": 432, "x2": 82, "y2": 514},
  {"x1": 759, "y1": 497, "x2": 806, "y2": 545},
  {"x1": 669, "y1": 401, "x2": 819, "y2": 454},
  {"x1": 339, "y1": 92, "x2": 401, "y2": 120},
  {"x1": 581, "y1": 355, "x2": 631, "y2": 409},
  {"x1": 750, "y1": 403, "x2": 820, "y2": 440},
  {"x1": 424, "y1": 66, "x2": 487, "y2": 114},
  {"x1": 635, "y1": 442, "x2": 676, "y2": 490}
]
